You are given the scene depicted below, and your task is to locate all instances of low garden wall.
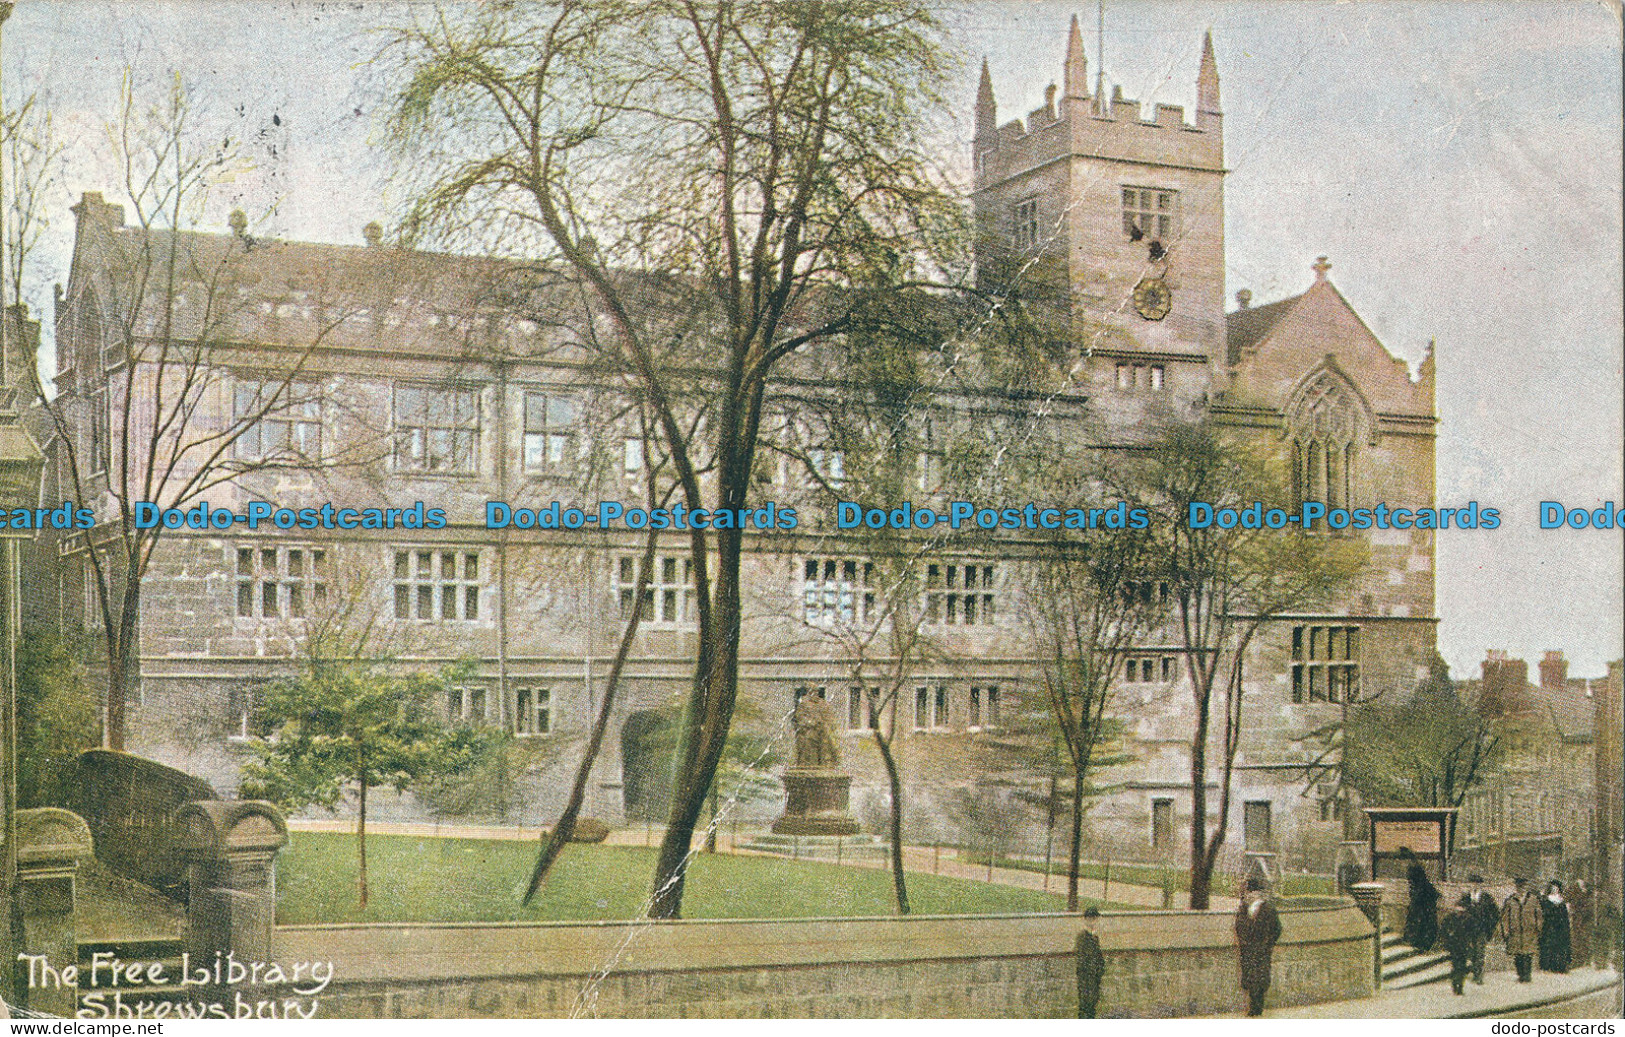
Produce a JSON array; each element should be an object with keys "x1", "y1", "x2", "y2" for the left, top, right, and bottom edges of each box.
[{"x1": 274, "y1": 899, "x2": 1376, "y2": 1018}]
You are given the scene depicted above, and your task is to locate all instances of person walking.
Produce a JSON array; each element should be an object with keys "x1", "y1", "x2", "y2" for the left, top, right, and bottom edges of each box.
[
  {"x1": 1497, "y1": 877, "x2": 1543, "y2": 982},
  {"x1": 1075, "y1": 906, "x2": 1105, "y2": 1018},
  {"x1": 1439, "y1": 895, "x2": 1475, "y2": 995},
  {"x1": 1463, "y1": 874, "x2": 1499, "y2": 985},
  {"x1": 1403, "y1": 855, "x2": 1440, "y2": 951},
  {"x1": 1234, "y1": 879, "x2": 1281, "y2": 1017},
  {"x1": 1539, "y1": 880, "x2": 1573, "y2": 974}
]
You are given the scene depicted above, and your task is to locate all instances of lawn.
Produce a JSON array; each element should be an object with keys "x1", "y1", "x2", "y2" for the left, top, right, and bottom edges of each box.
[
  {"x1": 963, "y1": 852, "x2": 1337, "y2": 898},
  {"x1": 276, "y1": 833, "x2": 1080, "y2": 924}
]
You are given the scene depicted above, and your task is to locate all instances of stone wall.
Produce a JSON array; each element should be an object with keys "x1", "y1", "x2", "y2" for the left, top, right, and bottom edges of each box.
[{"x1": 274, "y1": 900, "x2": 1375, "y2": 1019}]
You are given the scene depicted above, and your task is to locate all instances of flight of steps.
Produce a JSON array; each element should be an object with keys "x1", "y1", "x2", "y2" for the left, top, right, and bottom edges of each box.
[{"x1": 1381, "y1": 930, "x2": 1454, "y2": 989}]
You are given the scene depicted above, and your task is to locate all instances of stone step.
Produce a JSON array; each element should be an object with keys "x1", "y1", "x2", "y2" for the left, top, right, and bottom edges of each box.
[
  {"x1": 1385, "y1": 957, "x2": 1455, "y2": 990},
  {"x1": 1382, "y1": 945, "x2": 1452, "y2": 982}
]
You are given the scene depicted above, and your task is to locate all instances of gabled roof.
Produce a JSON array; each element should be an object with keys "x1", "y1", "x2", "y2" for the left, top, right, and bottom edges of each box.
[
  {"x1": 1545, "y1": 681, "x2": 1596, "y2": 741},
  {"x1": 1225, "y1": 293, "x2": 1300, "y2": 365},
  {"x1": 1216, "y1": 277, "x2": 1432, "y2": 420}
]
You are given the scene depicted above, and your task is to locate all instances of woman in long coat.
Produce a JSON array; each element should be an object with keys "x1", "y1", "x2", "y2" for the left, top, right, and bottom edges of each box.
[
  {"x1": 1403, "y1": 859, "x2": 1440, "y2": 951},
  {"x1": 1539, "y1": 880, "x2": 1573, "y2": 974}
]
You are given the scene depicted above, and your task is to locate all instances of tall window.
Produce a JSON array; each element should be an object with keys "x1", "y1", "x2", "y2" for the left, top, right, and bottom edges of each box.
[
  {"x1": 807, "y1": 447, "x2": 846, "y2": 488},
  {"x1": 968, "y1": 685, "x2": 1001, "y2": 729},
  {"x1": 925, "y1": 562, "x2": 996, "y2": 626},
  {"x1": 1122, "y1": 186, "x2": 1178, "y2": 241},
  {"x1": 1291, "y1": 624, "x2": 1360, "y2": 703},
  {"x1": 523, "y1": 392, "x2": 578, "y2": 472},
  {"x1": 515, "y1": 688, "x2": 552, "y2": 735},
  {"x1": 1289, "y1": 372, "x2": 1362, "y2": 511},
  {"x1": 1114, "y1": 363, "x2": 1166, "y2": 392},
  {"x1": 394, "y1": 549, "x2": 481, "y2": 622},
  {"x1": 847, "y1": 686, "x2": 881, "y2": 732},
  {"x1": 87, "y1": 386, "x2": 109, "y2": 473},
  {"x1": 1121, "y1": 656, "x2": 1164, "y2": 684},
  {"x1": 234, "y1": 380, "x2": 323, "y2": 462},
  {"x1": 394, "y1": 384, "x2": 479, "y2": 474},
  {"x1": 227, "y1": 682, "x2": 268, "y2": 742},
  {"x1": 913, "y1": 685, "x2": 949, "y2": 731},
  {"x1": 1012, "y1": 198, "x2": 1040, "y2": 250},
  {"x1": 614, "y1": 554, "x2": 694, "y2": 626},
  {"x1": 802, "y1": 558, "x2": 875, "y2": 626},
  {"x1": 235, "y1": 545, "x2": 329, "y2": 619},
  {"x1": 448, "y1": 686, "x2": 489, "y2": 724}
]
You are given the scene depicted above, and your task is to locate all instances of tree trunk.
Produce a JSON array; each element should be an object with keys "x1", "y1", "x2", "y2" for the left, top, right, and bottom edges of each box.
[
  {"x1": 523, "y1": 527, "x2": 658, "y2": 903},
  {"x1": 1188, "y1": 695, "x2": 1212, "y2": 910},
  {"x1": 357, "y1": 773, "x2": 369, "y2": 910},
  {"x1": 875, "y1": 732, "x2": 909, "y2": 915},
  {"x1": 1068, "y1": 770, "x2": 1085, "y2": 912},
  {"x1": 649, "y1": 534, "x2": 744, "y2": 919},
  {"x1": 105, "y1": 573, "x2": 141, "y2": 751},
  {"x1": 705, "y1": 784, "x2": 719, "y2": 853}
]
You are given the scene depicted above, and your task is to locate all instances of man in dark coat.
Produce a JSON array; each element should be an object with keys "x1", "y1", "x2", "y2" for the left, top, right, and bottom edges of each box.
[
  {"x1": 1439, "y1": 895, "x2": 1475, "y2": 995},
  {"x1": 1075, "y1": 906, "x2": 1105, "y2": 1018},
  {"x1": 1234, "y1": 880, "x2": 1282, "y2": 1017},
  {"x1": 1463, "y1": 873, "x2": 1500, "y2": 984},
  {"x1": 1498, "y1": 878, "x2": 1543, "y2": 982}
]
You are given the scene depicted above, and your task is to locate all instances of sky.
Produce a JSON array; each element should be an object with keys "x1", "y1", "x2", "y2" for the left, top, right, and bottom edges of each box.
[{"x1": 5, "y1": 1, "x2": 1621, "y2": 678}]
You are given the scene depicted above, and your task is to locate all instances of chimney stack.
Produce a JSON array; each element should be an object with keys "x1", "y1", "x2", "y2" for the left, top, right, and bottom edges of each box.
[{"x1": 1540, "y1": 650, "x2": 1568, "y2": 690}]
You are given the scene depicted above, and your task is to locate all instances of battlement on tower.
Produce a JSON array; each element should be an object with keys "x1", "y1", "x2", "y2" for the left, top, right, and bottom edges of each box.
[
  {"x1": 978, "y1": 93, "x2": 1222, "y2": 191},
  {"x1": 973, "y1": 21, "x2": 1224, "y2": 188}
]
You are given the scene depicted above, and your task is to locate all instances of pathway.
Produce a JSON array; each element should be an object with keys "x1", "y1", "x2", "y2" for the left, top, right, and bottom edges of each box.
[{"x1": 1239, "y1": 967, "x2": 1622, "y2": 1019}]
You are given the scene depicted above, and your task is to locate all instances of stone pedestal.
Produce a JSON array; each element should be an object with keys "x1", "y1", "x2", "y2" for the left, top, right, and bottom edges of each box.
[
  {"x1": 14, "y1": 809, "x2": 93, "y2": 1017},
  {"x1": 173, "y1": 800, "x2": 288, "y2": 990},
  {"x1": 772, "y1": 769, "x2": 859, "y2": 836}
]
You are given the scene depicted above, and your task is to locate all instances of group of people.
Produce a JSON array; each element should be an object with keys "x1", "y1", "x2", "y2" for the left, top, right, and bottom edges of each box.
[
  {"x1": 1408, "y1": 863, "x2": 1602, "y2": 994},
  {"x1": 1071, "y1": 865, "x2": 1610, "y2": 1018}
]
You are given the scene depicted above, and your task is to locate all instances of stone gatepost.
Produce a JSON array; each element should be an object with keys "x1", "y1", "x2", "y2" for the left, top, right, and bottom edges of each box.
[
  {"x1": 13, "y1": 808, "x2": 93, "y2": 1017},
  {"x1": 173, "y1": 801, "x2": 288, "y2": 988},
  {"x1": 1349, "y1": 881, "x2": 1386, "y2": 989}
]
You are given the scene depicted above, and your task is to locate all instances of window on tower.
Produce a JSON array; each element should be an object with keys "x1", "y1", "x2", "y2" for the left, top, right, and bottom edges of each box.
[
  {"x1": 1122, "y1": 187, "x2": 1178, "y2": 242},
  {"x1": 1012, "y1": 198, "x2": 1040, "y2": 251}
]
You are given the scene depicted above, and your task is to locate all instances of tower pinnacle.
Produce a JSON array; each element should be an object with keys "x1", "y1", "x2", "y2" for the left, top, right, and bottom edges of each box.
[
  {"x1": 975, "y1": 57, "x2": 997, "y2": 145},
  {"x1": 1064, "y1": 15, "x2": 1089, "y2": 100},
  {"x1": 1197, "y1": 30, "x2": 1221, "y2": 115}
]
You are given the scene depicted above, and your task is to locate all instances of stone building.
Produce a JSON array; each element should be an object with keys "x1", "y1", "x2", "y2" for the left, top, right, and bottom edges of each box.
[
  {"x1": 39, "y1": 21, "x2": 1438, "y2": 867},
  {"x1": 1455, "y1": 650, "x2": 1600, "y2": 881}
]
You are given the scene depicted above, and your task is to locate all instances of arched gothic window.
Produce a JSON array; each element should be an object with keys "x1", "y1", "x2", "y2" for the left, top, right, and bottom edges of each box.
[{"x1": 1288, "y1": 371, "x2": 1363, "y2": 510}]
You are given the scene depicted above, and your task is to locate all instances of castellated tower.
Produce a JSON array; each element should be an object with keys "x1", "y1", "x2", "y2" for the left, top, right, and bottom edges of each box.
[{"x1": 974, "y1": 19, "x2": 1225, "y2": 415}]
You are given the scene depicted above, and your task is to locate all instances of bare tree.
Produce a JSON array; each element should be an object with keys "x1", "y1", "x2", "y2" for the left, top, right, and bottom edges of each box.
[
  {"x1": 382, "y1": 1, "x2": 964, "y2": 917},
  {"x1": 1022, "y1": 517, "x2": 1159, "y2": 910},
  {"x1": 41, "y1": 76, "x2": 383, "y2": 748},
  {"x1": 1138, "y1": 419, "x2": 1367, "y2": 908}
]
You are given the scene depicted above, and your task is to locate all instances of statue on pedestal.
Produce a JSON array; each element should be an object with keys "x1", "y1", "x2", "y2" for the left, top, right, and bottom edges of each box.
[
  {"x1": 792, "y1": 689, "x2": 840, "y2": 770},
  {"x1": 772, "y1": 689, "x2": 859, "y2": 837}
]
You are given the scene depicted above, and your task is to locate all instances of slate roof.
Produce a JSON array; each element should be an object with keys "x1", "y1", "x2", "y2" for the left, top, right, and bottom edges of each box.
[{"x1": 1224, "y1": 293, "x2": 1301, "y2": 365}]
